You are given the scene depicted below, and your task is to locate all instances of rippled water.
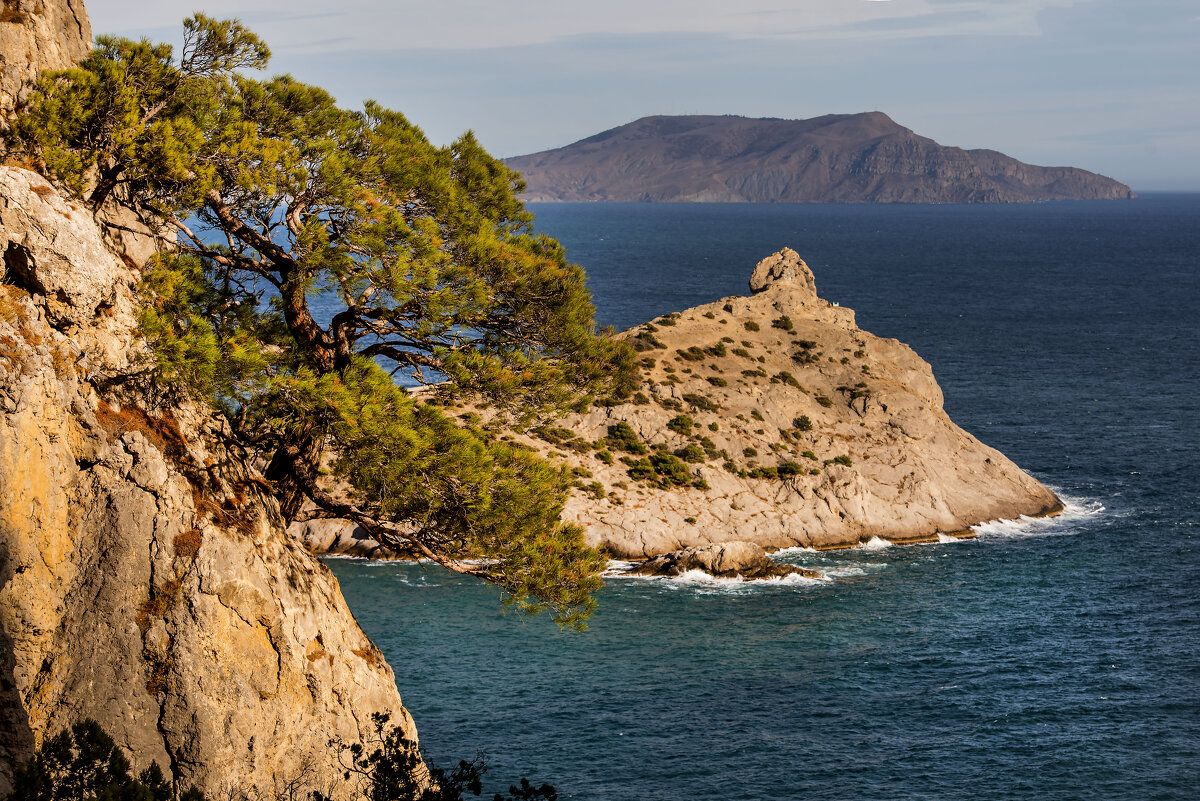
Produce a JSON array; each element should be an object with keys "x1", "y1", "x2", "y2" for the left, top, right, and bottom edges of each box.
[{"x1": 330, "y1": 196, "x2": 1200, "y2": 800}]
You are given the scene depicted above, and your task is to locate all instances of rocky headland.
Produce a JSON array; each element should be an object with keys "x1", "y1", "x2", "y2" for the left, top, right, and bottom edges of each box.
[
  {"x1": 504, "y1": 113, "x2": 1135, "y2": 203},
  {"x1": 473, "y1": 248, "x2": 1061, "y2": 559}
]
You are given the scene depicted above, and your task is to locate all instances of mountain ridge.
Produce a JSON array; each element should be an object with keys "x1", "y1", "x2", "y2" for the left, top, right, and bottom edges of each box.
[{"x1": 505, "y1": 113, "x2": 1135, "y2": 203}]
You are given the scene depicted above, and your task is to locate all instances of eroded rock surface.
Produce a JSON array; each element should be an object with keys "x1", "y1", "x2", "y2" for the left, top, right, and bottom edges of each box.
[
  {"x1": 626, "y1": 541, "x2": 820, "y2": 580},
  {"x1": 0, "y1": 0, "x2": 90, "y2": 118},
  {"x1": 0, "y1": 164, "x2": 416, "y2": 798}
]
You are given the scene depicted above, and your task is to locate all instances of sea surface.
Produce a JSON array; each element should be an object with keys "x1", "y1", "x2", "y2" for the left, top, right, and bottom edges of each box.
[{"x1": 329, "y1": 196, "x2": 1200, "y2": 800}]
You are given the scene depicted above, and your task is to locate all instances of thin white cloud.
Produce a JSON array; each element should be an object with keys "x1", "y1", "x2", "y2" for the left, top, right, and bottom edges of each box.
[{"x1": 86, "y1": 0, "x2": 1097, "y2": 52}]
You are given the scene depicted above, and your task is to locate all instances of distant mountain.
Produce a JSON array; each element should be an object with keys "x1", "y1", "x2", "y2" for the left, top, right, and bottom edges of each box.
[{"x1": 504, "y1": 113, "x2": 1135, "y2": 203}]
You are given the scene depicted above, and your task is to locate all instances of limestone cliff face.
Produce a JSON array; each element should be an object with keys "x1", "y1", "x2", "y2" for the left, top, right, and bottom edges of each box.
[
  {"x1": 0, "y1": 0, "x2": 91, "y2": 117},
  {"x1": 491, "y1": 248, "x2": 1061, "y2": 559},
  {"x1": 0, "y1": 165, "x2": 417, "y2": 797}
]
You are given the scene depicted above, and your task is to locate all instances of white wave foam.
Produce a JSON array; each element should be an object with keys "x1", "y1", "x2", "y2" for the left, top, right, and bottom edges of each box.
[
  {"x1": 970, "y1": 493, "x2": 1104, "y2": 540},
  {"x1": 605, "y1": 566, "x2": 827, "y2": 593},
  {"x1": 817, "y1": 564, "x2": 881, "y2": 579},
  {"x1": 936, "y1": 533, "x2": 962, "y2": 544},
  {"x1": 860, "y1": 536, "x2": 892, "y2": 551},
  {"x1": 770, "y1": 545, "x2": 819, "y2": 558}
]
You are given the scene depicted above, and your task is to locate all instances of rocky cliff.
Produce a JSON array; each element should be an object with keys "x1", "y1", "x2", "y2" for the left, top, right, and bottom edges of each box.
[
  {"x1": 505, "y1": 113, "x2": 1135, "y2": 203},
  {"x1": 0, "y1": 0, "x2": 91, "y2": 121},
  {"x1": 457, "y1": 248, "x2": 1060, "y2": 559},
  {"x1": 3, "y1": 7, "x2": 421, "y2": 794},
  {"x1": 0, "y1": 165, "x2": 417, "y2": 796}
]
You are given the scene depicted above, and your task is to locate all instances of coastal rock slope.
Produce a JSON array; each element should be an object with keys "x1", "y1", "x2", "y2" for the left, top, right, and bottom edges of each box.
[
  {"x1": 505, "y1": 113, "x2": 1135, "y2": 203},
  {"x1": 0, "y1": 167, "x2": 417, "y2": 796},
  {"x1": 492, "y1": 249, "x2": 1060, "y2": 558}
]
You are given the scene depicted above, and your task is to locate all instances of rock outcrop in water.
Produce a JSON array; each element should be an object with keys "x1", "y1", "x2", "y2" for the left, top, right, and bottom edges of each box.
[
  {"x1": 504, "y1": 114, "x2": 1135, "y2": 203},
  {"x1": 625, "y1": 541, "x2": 820, "y2": 580},
  {"x1": 458, "y1": 247, "x2": 1061, "y2": 559}
]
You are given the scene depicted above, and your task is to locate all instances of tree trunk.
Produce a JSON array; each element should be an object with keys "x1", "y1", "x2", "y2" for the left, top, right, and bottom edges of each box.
[{"x1": 263, "y1": 438, "x2": 322, "y2": 524}]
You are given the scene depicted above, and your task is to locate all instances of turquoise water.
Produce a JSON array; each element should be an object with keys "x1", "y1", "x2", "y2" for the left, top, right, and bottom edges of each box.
[{"x1": 330, "y1": 196, "x2": 1200, "y2": 800}]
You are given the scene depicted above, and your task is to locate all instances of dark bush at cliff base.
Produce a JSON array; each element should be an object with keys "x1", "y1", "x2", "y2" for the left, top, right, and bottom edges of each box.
[
  {"x1": 5, "y1": 718, "x2": 555, "y2": 801},
  {"x1": 3, "y1": 719, "x2": 204, "y2": 801}
]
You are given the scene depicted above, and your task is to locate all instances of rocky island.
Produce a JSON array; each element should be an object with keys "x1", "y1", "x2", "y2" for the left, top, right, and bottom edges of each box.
[{"x1": 504, "y1": 113, "x2": 1135, "y2": 203}]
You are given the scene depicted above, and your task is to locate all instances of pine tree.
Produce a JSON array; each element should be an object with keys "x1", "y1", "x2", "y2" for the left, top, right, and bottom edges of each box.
[{"x1": 7, "y1": 16, "x2": 634, "y2": 629}]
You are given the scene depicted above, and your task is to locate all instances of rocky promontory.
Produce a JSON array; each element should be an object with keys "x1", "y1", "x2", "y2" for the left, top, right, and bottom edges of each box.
[
  {"x1": 505, "y1": 113, "x2": 1135, "y2": 203},
  {"x1": 476, "y1": 248, "x2": 1061, "y2": 559}
]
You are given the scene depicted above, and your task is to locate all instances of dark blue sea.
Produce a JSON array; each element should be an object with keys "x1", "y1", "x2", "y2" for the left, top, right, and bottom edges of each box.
[{"x1": 328, "y1": 196, "x2": 1200, "y2": 800}]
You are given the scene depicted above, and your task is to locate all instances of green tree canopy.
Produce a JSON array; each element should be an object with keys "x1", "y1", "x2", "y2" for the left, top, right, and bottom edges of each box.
[{"x1": 8, "y1": 15, "x2": 634, "y2": 628}]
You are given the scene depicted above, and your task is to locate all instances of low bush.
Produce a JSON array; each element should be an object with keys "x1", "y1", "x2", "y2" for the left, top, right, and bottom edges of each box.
[
  {"x1": 681, "y1": 393, "x2": 720, "y2": 412},
  {"x1": 777, "y1": 461, "x2": 804, "y2": 478},
  {"x1": 704, "y1": 342, "x2": 727, "y2": 358},
  {"x1": 606, "y1": 422, "x2": 647, "y2": 454},
  {"x1": 666, "y1": 414, "x2": 694, "y2": 435}
]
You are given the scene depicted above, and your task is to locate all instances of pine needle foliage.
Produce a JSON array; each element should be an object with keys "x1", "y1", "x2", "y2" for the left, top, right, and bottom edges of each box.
[{"x1": 8, "y1": 16, "x2": 634, "y2": 629}]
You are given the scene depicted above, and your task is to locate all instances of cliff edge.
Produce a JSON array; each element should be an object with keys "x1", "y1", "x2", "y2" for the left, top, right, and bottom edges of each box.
[{"x1": 0, "y1": 167, "x2": 415, "y2": 797}]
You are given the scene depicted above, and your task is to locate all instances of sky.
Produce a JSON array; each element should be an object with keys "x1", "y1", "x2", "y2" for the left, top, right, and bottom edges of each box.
[{"x1": 86, "y1": 0, "x2": 1199, "y2": 191}]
